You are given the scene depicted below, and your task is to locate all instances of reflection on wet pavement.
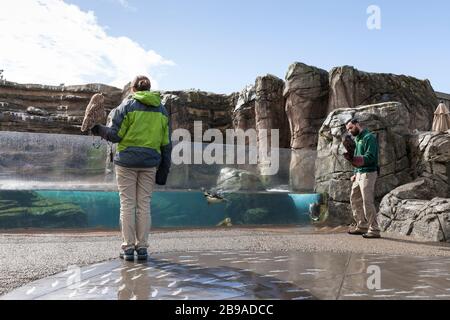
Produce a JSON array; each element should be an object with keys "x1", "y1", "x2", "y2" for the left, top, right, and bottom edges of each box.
[{"x1": 3, "y1": 251, "x2": 450, "y2": 300}]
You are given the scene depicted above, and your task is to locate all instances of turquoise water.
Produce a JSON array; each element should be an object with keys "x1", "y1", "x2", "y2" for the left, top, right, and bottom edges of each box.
[{"x1": 0, "y1": 190, "x2": 320, "y2": 229}]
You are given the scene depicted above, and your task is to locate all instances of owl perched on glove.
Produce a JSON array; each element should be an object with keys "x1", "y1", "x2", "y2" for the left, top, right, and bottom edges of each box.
[
  {"x1": 81, "y1": 93, "x2": 106, "y2": 133},
  {"x1": 342, "y1": 134, "x2": 356, "y2": 159}
]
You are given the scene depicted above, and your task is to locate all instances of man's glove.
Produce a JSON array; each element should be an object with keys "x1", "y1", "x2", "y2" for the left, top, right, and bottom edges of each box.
[
  {"x1": 344, "y1": 153, "x2": 365, "y2": 168},
  {"x1": 343, "y1": 152, "x2": 354, "y2": 162},
  {"x1": 351, "y1": 156, "x2": 365, "y2": 168}
]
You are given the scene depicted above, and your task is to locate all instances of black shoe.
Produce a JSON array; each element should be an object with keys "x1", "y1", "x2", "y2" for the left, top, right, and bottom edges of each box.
[
  {"x1": 120, "y1": 248, "x2": 135, "y2": 261},
  {"x1": 136, "y1": 248, "x2": 148, "y2": 261},
  {"x1": 362, "y1": 233, "x2": 381, "y2": 239},
  {"x1": 348, "y1": 228, "x2": 368, "y2": 235}
]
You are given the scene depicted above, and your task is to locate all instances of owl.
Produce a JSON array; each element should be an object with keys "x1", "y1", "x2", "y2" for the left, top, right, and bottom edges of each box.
[
  {"x1": 342, "y1": 134, "x2": 356, "y2": 156},
  {"x1": 81, "y1": 93, "x2": 106, "y2": 132}
]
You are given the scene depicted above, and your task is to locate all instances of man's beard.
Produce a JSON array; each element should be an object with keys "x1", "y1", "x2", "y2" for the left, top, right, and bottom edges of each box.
[{"x1": 351, "y1": 128, "x2": 360, "y2": 137}]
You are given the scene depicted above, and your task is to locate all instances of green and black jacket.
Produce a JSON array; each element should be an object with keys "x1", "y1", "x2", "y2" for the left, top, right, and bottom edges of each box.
[
  {"x1": 97, "y1": 91, "x2": 171, "y2": 175},
  {"x1": 353, "y1": 129, "x2": 379, "y2": 174}
]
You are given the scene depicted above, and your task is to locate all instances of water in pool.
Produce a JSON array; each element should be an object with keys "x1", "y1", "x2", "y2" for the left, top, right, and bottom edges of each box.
[{"x1": 0, "y1": 190, "x2": 321, "y2": 229}]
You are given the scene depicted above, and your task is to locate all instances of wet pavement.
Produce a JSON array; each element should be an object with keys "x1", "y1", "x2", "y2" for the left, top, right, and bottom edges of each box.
[{"x1": 3, "y1": 250, "x2": 450, "y2": 300}]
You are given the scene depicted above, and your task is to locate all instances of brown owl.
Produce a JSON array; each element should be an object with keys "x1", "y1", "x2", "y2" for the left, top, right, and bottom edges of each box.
[
  {"x1": 342, "y1": 134, "x2": 356, "y2": 156},
  {"x1": 81, "y1": 93, "x2": 106, "y2": 132}
]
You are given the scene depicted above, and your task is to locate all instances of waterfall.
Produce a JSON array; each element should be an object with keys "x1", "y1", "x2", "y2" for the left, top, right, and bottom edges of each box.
[{"x1": 0, "y1": 131, "x2": 113, "y2": 190}]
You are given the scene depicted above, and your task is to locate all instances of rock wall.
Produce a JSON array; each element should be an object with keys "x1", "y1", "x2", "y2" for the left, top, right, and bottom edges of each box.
[
  {"x1": 284, "y1": 63, "x2": 329, "y2": 191},
  {"x1": 254, "y1": 75, "x2": 290, "y2": 183},
  {"x1": 379, "y1": 132, "x2": 450, "y2": 241},
  {"x1": 0, "y1": 81, "x2": 235, "y2": 138},
  {"x1": 314, "y1": 102, "x2": 414, "y2": 224},
  {"x1": 232, "y1": 85, "x2": 256, "y2": 137},
  {"x1": 255, "y1": 74, "x2": 290, "y2": 149},
  {"x1": 1, "y1": 64, "x2": 445, "y2": 198},
  {"x1": 0, "y1": 81, "x2": 123, "y2": 134},
  {"x1": 328, "y1": 66, "x2": 438, "y2": 131},
  {"x1": 284, "y1": 63, "x2": 329, "y2": 150},
  {"x1": 161, "y1": 90, "x2": 234, "y2": 140}
]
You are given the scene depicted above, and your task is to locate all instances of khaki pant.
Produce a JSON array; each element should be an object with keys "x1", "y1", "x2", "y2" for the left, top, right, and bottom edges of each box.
[
  {"x1": 350, "y1": 171, "x2": 380, "y2": 235},
  {"x1": 116, "y1": 165, "x2": 157, "y2": 250}
]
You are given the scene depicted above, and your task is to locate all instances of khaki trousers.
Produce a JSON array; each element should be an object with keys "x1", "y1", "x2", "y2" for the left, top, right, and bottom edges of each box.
[
  {"x1": 350, "y1": 171, "x2": 380, "y2": 235},
  {"x1": 115, "y1": 165, "x2": 157, "y2": 250}
]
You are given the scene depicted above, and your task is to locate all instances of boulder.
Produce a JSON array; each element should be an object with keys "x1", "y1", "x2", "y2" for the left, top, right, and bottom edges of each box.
[
  {"x1": 328, "y1": 66, "x2": 438, "y2": 131},
  {"x1": 412, "y1": 132, "x2": 450, "y2": 184},
  {"x1": 214, "y1": 167, "x2": 265, "y2": 193},
  {"x1": 314, "y1": 102, "x2": 414, "y2": 224},
  {"x1": 379, "y1": 197, "x2": 450, "y2": 242},
  {"x1": 379, "y1": 132, "x2": 450, "y2": 241}
]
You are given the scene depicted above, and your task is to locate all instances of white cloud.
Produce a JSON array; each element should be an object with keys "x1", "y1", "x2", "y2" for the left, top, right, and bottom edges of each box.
[{"x1": 0, "y1": 0, "x2": 174, "y2": 89}]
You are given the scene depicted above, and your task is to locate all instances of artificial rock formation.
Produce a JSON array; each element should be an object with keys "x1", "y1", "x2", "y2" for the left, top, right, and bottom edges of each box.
[
  {"x1": 314, "y1": 102, "x2": 414, "y2": 224},
  {"x1": 284, "y1": 63, "x2": 329, "y2": 191},
  {"x1": 0, "y1": 81, "x2": 236, "y2": 138},
  {"x1": 254, "y1": 75, "x2": 290, "y2": 184},
  {"x1": 215, "y1": 167, "x2": 265, "y2": 193},
  {"x1": 284, "y1": 62, "x2": 329, "y2": 150},
  {"x1": 379, "y1": 132, "x2": 450, "y2": 241},
  {"x1": 0, "y1": 81, "x2": 122, "y2": 134},
  {"x1": 328, "y1": 66, "x2": 438, "y2": 131},
  {"x1": 232, "y1": 85, "x2": 256, "y2": 136},
  {"x1": 255, "y1": 74, "x2": 290, "y2": 150},
  {"x1": 378, "y1": 188, "x2": 450, "y2": 242},
  {"x1": 161, "y1": 90, "x2": 233, "y2": 141}
]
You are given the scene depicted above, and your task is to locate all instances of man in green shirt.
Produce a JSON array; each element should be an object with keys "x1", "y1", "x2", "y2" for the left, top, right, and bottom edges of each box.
[{"x1": 344, "y1": 119, "x2": 381, "y2": 239}]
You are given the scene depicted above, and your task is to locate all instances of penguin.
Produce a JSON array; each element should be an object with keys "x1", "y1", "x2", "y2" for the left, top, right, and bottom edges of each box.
[
  {"x1": 201, "y1": 188, "x2": 229, "y2": 205},
  {"x1": 216, "y1": 217, "x2": 232, "y2": 227}
]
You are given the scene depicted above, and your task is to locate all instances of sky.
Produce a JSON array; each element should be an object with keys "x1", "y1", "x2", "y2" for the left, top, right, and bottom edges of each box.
[{"x1": 0, "y1": 0, "x2": 449, "y2": 94}]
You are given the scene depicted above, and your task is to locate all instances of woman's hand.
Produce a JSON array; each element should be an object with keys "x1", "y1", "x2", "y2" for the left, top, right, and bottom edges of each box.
[{"x1": 90, "y1": 125, "x2": 111, "y2": 141}]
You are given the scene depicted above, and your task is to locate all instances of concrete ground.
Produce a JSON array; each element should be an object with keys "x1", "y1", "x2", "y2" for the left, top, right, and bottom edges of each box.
[{"x1": 1, "y1": 227, "x2": 450, "y2": 297}]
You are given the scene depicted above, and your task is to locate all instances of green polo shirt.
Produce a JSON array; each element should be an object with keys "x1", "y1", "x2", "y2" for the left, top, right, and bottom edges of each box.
[{"x1": 354, "y1": 129, "x2": 379, "y2": 174}]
